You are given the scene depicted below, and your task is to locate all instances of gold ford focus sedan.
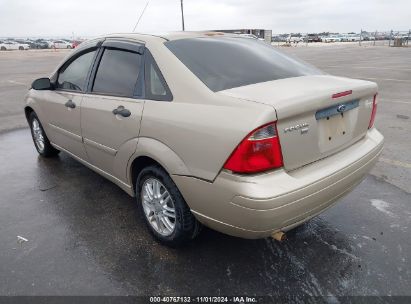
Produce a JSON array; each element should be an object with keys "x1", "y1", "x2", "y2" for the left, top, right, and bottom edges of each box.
[{"x1": 25, "y1": 32, "x2": 384, "y2": 246}]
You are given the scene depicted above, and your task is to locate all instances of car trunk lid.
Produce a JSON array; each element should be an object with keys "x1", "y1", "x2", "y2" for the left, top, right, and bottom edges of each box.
[{"x1": 218, "y1": 75, "x2": 377, "y2": 171}]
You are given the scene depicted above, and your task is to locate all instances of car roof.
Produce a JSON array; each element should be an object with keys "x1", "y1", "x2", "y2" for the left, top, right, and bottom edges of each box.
[
  {"x1": 71, "y1": 31, "x2": 241, "y2": 55},
  {"x1": 103, "y1": 31, "x2": 237, "y2": 43}
]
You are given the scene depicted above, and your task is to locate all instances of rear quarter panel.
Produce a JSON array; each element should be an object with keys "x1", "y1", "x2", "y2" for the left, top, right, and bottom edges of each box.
[
  {"x1": 140, "y1": 40, "x2": 277, "y2": 181},
  {"x1": 139, "y1": 97, "x2": 276, "y2": 181}
]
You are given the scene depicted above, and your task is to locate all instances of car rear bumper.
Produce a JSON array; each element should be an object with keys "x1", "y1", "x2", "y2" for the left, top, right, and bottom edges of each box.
[{"x1": 172, "y1": 128, "x2": 384, "y2": 239}]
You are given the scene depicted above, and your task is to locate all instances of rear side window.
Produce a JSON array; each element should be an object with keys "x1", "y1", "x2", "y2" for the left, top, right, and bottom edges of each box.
[
  {"x1": 149, "y1": 65, "x2": 166, "y2": 96},
  {"x1": 57, "y1": 49, "x2": 96, "y2": 91},
  {"x1": 144, "y1": 52, "x2": 172, "y2": 101},
  {"x1": 92, "y1": 48, "x2": 142, "y2": 97},
  {"x1": 165, "y1": 37, "x2": 322, "y2": 92}
]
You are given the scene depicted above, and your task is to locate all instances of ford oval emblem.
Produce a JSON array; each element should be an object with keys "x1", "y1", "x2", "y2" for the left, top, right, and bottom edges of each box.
[{"x1": 337, "y1": 104, "x2": 346, "y2": 112}]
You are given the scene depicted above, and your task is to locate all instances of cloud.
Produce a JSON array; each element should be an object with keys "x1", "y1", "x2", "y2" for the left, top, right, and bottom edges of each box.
[{"x1": 0, "y1": 0, "x2": 409, "y2": 37}]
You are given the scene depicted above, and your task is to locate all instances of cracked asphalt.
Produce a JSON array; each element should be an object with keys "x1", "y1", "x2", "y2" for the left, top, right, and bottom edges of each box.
[{"x1": 0, "y1": 45, "x2": 410, "y2": 300}]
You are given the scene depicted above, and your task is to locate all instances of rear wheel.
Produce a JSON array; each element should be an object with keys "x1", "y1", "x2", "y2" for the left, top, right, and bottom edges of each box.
[
  {"x1": 1, "y1": 46, "x2": 6, "y2": 51},
  {"x1": 136, "y1": 165, "x2": 201, "y2": 246},
  {"x1": 19, "y1": 46, "x2": 24, "y2": 50},
  {"x1": 29, "y1": 112, "x2": 60, "y2": 157}
]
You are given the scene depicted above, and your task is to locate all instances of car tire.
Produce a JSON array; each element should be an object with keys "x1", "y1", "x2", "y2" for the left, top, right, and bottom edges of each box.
[
  {"x1": 1, "y1": 46, "x2": 6, "y2": 51},
  {"x1": 29, "y1": 112, "x2": 60, "y2": 157},
  {"x1": 19, "y1": 46, "x2": 24, "y2": 50},
  {"x1": 67, "y1": 45, "x2": 72, "y2": 49},
  {"x1": 136, "y1": 165, "x2": 201, "y2": 246}
]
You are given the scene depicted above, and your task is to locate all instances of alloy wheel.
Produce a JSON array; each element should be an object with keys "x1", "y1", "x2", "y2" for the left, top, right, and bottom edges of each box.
[
  {"x1": 141, "y1": 178, "x2": 176, "y2": 236},
  {"x1": 32, "y1": 118, "x2": 45, "y2": 152}
]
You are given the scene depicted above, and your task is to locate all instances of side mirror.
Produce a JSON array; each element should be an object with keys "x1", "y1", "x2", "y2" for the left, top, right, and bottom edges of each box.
[{"x1": 32, "y1": 77, "x2": 53, "y2": 90}]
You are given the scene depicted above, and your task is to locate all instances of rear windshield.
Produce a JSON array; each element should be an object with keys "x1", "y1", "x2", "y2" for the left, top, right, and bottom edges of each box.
[{"x1": 165, "y1": 37, "x2": 322, "y2": 92}]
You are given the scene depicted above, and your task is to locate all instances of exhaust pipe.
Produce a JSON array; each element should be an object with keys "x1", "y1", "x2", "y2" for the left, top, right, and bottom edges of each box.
[{"x1": 271, "y1": 231, "x2": 286, "y2": 242}]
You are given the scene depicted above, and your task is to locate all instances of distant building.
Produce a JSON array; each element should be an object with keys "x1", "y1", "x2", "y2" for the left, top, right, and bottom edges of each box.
[{"x1": 213, "y1": 29, "x2": 272, "y2": 43}]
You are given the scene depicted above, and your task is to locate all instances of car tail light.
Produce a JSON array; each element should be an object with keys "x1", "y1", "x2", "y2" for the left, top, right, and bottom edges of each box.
[
  {"x1": 223, "y1": 122, "x2": 283, "y2": 174},
  {"x1": 368, "y1": 94, "x2": 378, "y2": 129},
  {"x1": 332, "y1": 90, "x2": 352, "y2": 99}
]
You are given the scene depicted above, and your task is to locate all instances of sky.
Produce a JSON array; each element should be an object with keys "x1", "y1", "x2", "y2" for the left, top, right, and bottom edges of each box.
[{"x1": 0, "y1": 0, "x2": 410, "y2": 37}]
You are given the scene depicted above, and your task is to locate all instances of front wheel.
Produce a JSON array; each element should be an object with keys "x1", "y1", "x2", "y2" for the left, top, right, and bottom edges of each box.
[
  {"x1": 29, "y1": 112, "x2": 60, "y2": 157},
  {"x1": 136, "y1": 165, "x2": 201, "y2": 246}
]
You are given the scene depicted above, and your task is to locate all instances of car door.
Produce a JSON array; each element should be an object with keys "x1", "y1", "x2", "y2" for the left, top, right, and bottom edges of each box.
[
  {"x1": 7, "y1": 42, "x2": 18, "y2": 50},
  {"x1": 80, "y1": 40, "x2": 145, "y2": 180},
  {"x1": 41, "y1": 47, "x2": 98, "y2": 159}
]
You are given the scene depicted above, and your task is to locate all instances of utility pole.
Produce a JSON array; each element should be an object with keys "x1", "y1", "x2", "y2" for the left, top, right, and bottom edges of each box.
[{"x1": 180, "y1": 0, "x2": 185, "y2": 31}]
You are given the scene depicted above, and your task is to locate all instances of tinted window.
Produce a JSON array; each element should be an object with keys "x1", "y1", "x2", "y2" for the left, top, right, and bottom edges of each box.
[
  {"x1": 57, "y1": 50, "x2": 96, "y2": 91},
  {"x1": 165, "y1": 37, "x2": 323, "y2": 92},
  {"x1": 92, "y1": 48, "x2": 141, "y2": 97}
]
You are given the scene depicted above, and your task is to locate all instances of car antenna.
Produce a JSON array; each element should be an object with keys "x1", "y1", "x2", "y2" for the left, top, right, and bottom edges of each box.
[
  {"x1": 132, "y1": 0, "x2": 151, "y2": 32},
  {"x1": 180, "y1": 0, "x2": 185, "y2": 31}
]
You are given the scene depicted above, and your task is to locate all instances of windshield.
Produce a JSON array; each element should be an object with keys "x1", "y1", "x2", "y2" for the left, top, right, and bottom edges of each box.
[{"x1": 165, "y1": 37, "x2": 323, "y2": 92}]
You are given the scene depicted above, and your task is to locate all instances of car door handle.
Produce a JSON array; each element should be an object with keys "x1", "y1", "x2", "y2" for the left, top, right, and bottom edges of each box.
[
  {"x1": 112, "y1": 106, "x2": 131, "y2": 117},
  {"x1": 65, "y1": 100, "x2": 76, "y2": 109}
]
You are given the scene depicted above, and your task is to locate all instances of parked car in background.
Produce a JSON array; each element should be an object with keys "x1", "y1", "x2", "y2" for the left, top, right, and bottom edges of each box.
[
  {"x1": 29, "y1": 39, "x2": 50, "y2": 49},
  {"x1": 339, "y1": 35, "x2": 348, "y2": 42},
  {"x1": 363, "y1": 35, "x2": 376, "y2": 41},
  {"x1": 287, "y1": 35, "x2": 302, "y2": 43},
  {"x1": 49, "y1": 40, "x2": 72, "y2": 49},
  {"x1": 0, "y1": 41, "x2": 30, "y2": 50},
  {"x1": 14, "y1": 39, "x2": 31, "y2": 45},
  {"x1": 394, "y1": 34, "x2": 409, "y2": 42},
  {"x1": 271, "y1": 35, "x2": 280, "y2": 42},
  {"x1": 345, "y1": 34, "x2": 362, "y2": 42},
  {"x1": 321, "y1": 35, "x2": 342, "y2": 43},
  {"x1": 305, "y1": 34, "x2": 321, "y2": 42},
  {"x1": 25, "y1": 32, "x2": 383, "y2": 246},
  {"x1": 375, "y1": 34, "x2": 390, "y2": 40},
  {"x1": 272, "y1": 35, "x2": 288, "y2": 42}
]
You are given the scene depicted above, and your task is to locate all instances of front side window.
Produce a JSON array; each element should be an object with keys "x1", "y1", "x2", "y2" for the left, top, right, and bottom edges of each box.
[
  {"x1": 57, "y1": 50, "x2": 96, "y2": 91},
  {"x1": 165, "y1": 37, "x2": 323, "y2": 92},
  {"x1": 92, "y1": 48, "x2": 142, "y2": 97}
]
